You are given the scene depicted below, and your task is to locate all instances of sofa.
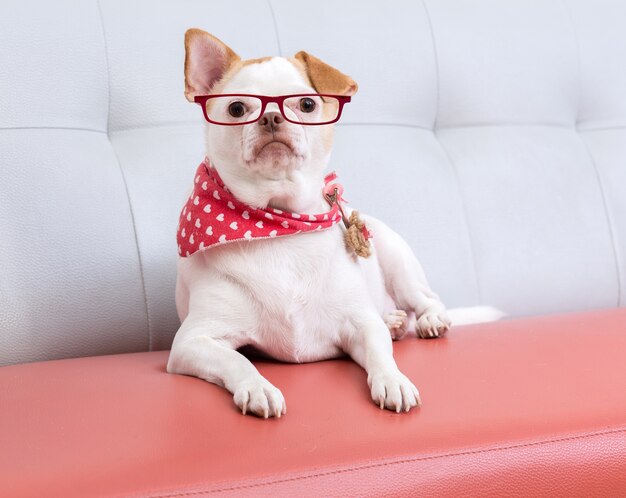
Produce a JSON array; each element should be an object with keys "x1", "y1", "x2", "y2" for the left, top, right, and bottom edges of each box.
[{"x1": 1, "y1": 0, "x2": 625, "y2": 496}]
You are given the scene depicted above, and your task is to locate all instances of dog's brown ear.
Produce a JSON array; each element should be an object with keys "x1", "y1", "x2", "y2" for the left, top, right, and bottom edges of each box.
[
  {"x1": 294, "y1": 51, "x2": 358, "y2": 96},
  {"x1": 184, "y1": 29, "x2": 240, "y2": 102}
]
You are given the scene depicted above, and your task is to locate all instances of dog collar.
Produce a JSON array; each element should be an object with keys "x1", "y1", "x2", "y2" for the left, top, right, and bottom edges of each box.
[{"x1": 177, "y1": 158, "x2": 345, "y2": 257}]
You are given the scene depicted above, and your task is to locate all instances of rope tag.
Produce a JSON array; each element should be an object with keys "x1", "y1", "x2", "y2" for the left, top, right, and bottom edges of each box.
[{"x1": 324, "y1": 187, "x2": 372, "y2": 258}]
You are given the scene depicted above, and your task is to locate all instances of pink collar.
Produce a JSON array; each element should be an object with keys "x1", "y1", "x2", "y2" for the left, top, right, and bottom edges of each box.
[{"x1": 177, "y1": 159, "x2": 345, "y2": 257}]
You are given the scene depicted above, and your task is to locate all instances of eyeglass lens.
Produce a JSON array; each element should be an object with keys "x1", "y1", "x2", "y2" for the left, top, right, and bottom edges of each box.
[{"x1": 204, "y1": 95, "x2": 340, "y2": 124}]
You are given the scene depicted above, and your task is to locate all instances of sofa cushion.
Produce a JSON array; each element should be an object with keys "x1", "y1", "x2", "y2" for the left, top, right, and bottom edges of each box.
[
  {"x1": 3, "y1": 0, "x2": 626, "y2": 365},
  {"x1": 1, "y1": 308, "x2": 625, "y2": 497}
]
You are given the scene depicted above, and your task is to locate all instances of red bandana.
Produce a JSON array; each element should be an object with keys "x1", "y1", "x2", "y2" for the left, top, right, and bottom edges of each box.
[{"x1": 177, "y1": 159, "x2": 345, "y2": 257}]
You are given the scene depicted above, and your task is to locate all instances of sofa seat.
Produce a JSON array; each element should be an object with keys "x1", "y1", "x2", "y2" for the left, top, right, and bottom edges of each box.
[{"x1": 1, "y1": 308, "x2": 625, "y2": 497}]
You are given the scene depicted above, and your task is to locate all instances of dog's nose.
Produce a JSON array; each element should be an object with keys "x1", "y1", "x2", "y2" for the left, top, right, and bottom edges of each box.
[{"x1": 258, "y1": 112, "x2": 284, "y2": 131}]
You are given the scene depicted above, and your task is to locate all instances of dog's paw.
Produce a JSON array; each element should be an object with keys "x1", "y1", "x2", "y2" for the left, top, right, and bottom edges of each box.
[
  {"x1": 416, "y1": 310, "x2": 451, "y2": 339},
  {"x1": 233, "y1": 378, "x2": 286, "y2": 419},
  {"x1": 368, "y1": 370, "x2": 421, "y2": 413},
  {"x1": 384, "y1": 309, "x2": 408, "y2": 340}
]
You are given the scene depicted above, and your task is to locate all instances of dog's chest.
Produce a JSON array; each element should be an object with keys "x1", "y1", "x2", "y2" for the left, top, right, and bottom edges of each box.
[{"x1": 214, "y1": 231, "x2": 354, "y2": 362}]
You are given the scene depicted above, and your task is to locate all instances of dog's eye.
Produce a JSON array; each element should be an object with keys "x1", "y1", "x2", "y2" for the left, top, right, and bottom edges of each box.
[
  {"x1": 299, "y1": 98, "x2": 316, "y2": 113},
  {"x1": 228, "y1": 101, "x2": 246, "y2": 118}
]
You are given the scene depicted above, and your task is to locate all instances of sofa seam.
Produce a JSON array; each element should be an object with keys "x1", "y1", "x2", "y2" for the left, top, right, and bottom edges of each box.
[
  {"x1": 141, "y1": 426, "x2": 626, "y2": 497},
  {"x1": 96, "y1": 0, "x2": 153, "y2": 351},
  {"x1": 339, "y1": 122, "x2": 574, "y2": 130},
  {"x1": 576, "y1": 139, "x2": 622, "y2": 306},
  {"x1": 420, "y1": 0, "x2": 483, "y2": 304},
  {"x1": 266, "y1": 0, "x2": 282, "y2": 56},
  {"x1": 562, "y1": 0, "x2": 622, "y2": 307},
  {"x1": 0, "y1": 126, "x2": 106, "y2": 133},
  {"x1": 98, "y1": 122, "x2": 626, "y2": 134},
  {"x1": 560, "y1": 0, "x2": 583, "y2": 128},
  {"x1": 578, "y1": 124, "x2": 626, "y2": 133}
]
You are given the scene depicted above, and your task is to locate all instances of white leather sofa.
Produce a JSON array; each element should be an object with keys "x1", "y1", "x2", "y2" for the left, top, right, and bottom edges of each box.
[
  {"x1": 2, "y1": 0, "x2": 625, "y2": 364},
  {"x1": 1, "y1": 1, "x2": 625, "y2": 496}
]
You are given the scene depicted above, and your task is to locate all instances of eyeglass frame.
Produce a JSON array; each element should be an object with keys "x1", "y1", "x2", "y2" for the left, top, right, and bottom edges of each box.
[{"x1": 193, "y1": 93, "x2": 351, "y2": 126}]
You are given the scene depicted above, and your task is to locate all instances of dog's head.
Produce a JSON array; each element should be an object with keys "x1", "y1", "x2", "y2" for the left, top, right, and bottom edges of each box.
[{"x1": 184, "y1": 29, "x2": 357, "y2": 211}]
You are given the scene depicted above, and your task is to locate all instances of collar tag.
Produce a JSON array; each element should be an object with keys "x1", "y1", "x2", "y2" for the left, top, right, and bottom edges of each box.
[{"x1": 324, "y1": 180, "x2": 372, "y2": 258}]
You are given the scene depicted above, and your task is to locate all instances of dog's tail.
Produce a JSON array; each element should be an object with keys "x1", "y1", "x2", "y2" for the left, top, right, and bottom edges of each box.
[{"x1": 447, "y1": 306, "x2": 506, "y2": 326}]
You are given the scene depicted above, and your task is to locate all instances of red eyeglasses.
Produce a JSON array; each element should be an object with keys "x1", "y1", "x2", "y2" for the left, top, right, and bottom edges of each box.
[{"x1": 193, "y1": 94, "x2": 351, "y2": 126}]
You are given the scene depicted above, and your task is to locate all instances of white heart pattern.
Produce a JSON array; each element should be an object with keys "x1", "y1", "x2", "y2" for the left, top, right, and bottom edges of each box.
[{"x1": 178, "y1": 161, "x2": 346, "y2": 258}]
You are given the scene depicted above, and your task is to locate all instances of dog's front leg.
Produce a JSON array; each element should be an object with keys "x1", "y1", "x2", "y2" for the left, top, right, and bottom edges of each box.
[
  {"x1": 167, "y1": 321, "x2": 286, "y2": 419},
  {"x1": 362, "y1": 214, "x2": 451, "y2": 338},
  {"x1": 342, "y1": 314, "x2": 421, "y2": 412}
]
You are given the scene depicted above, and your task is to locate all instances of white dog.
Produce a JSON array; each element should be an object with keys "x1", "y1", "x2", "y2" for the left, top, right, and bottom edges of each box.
[{"x1": 167, "y1": 29, "x2": 501, "y2": 418}]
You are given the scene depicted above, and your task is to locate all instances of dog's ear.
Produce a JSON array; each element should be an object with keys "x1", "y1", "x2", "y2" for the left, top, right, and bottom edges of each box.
[
  {"x1": 294, "y1": 51, "x2": 358, "y2": 96},
  {"x1": 184, "y1": 29, "x2": 240, "y2": 102}
]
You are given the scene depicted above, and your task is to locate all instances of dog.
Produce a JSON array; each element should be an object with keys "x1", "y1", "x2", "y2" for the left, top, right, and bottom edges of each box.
[{"x1": 167, "y1": 29, "x2": 502, "y2": 418}]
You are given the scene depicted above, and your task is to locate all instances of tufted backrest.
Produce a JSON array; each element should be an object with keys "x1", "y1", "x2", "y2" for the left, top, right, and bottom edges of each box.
[{"x1": 1, "y1": 0, "x2": 624, "y2": 365}]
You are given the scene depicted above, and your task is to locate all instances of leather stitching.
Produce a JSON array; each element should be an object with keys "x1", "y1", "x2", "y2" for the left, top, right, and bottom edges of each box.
[{"x1": 140, "y1": 426, "x2": 626, "y2": 497}]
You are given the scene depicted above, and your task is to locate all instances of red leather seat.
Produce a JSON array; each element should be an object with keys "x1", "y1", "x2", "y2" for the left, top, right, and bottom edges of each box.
[{"x1": 2, "y1": 309, "x2": 625, "y2": 497}]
